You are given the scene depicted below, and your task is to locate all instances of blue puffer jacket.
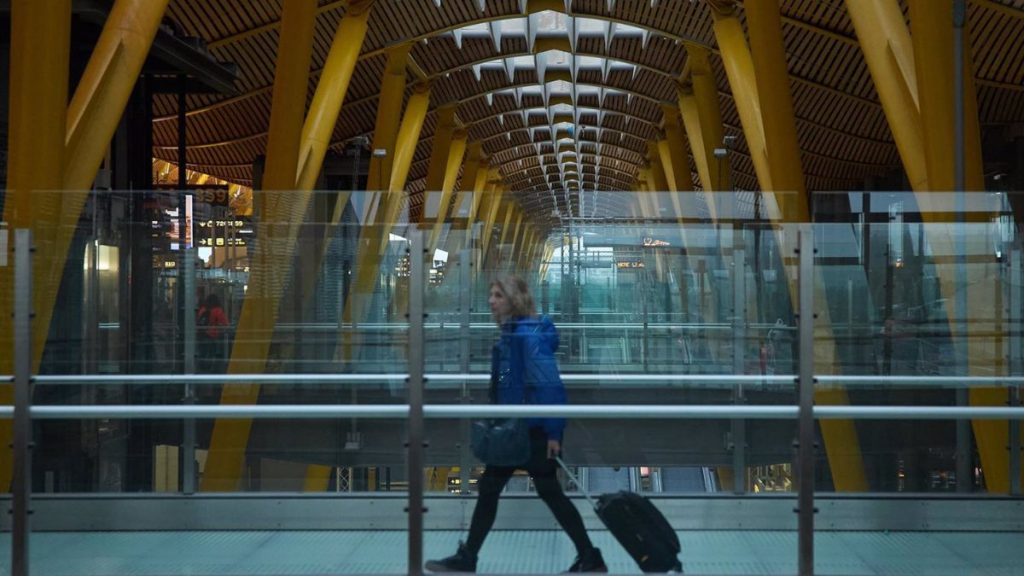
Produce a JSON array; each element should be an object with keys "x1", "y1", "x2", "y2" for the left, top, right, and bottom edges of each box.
[{"x1": 490, "y1": 315, "x2": 567, "y2": 441}]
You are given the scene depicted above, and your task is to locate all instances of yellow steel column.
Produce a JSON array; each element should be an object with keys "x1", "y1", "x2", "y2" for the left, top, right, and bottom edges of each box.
[
  {"x1": 261, "y1": 0, "x2": 317, "y2": 193},
  {"x1": 460, "y1": 166, "x2": 491, "y2": 250},
  {"x1": 245, "y1": 0, "x2": 322, "y2": 490},
  {"x1": 707, "y1": 3, "x2": 772, "y2": 193},
  {"x1": 499, "y1": 204, "x2": 517, "y2": 251},
  {"x1": 343, "y1": 80, "x2": 431, "y2": 329},
  {"x1": 429, "y1": 128, "x2": 468, "y2": 250},
  {"x1": 844, "y1": 0, "x2": 927, "y2": 190},
  {"x1": 509, "y1": 213, "x2": 524, "y2": 259},
  {"x1": 202, "y1": 0, "x2": 373, "y2": 491},
  {"x1": 481, "y1": 184, "x2": 505, "y2": 264},
  {"x1": 745, "y1": 0, "x2": 806, "y2": 217},
  {"x1": 679, "y1": 45, "x2": 726, "y2": 194},
  {"x1": 907, "y1": 0, "x2": 1007, "y2": 492},
  {"x1": 661, "y1": 105, "x2": 694, "y2": 193},
  {"x1": 423, "y1": 104, "x2": 458, "y2": 220},
  {"x1": 65, "y1": 0, "x2": 169, "y2": 192},
  {"x1": 381, "y1": 81, "x2": 432, "y2": 229},
  {"x1": 453, "y1": 146, "x2": 489, "y2": 250},
  {"x1": 295, "y1": 0, "x2": 374, "y2": 192},
  {"x1": 744, "y1": 0, "x2": 805, "y2": 219},
  {"x1": 712, "y1": 0, "x2": 867, "y2": 491},
  {"x1": 367, "y1": 44, "x2": 412, "y2": 193},
  {"x1": 0, "y1": 0, "x2": 71, "y2": 488},
  {"x1": 646, "y1": 141, "x2": 669, "y2": 193}
]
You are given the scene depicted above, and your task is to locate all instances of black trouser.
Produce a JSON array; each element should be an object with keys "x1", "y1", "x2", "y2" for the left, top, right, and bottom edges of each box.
[{"x1": 465, "y1": 427, "x2": 593, "y2": 555}]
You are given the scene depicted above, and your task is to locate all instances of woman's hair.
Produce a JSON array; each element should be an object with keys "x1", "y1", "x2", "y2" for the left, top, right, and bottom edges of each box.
[
  {"x1": 490, "y1": 276, "x2": 536, "y2": 321},
  {"x1": 205, "y1": 293, "x2": 221, "y2": 308}
]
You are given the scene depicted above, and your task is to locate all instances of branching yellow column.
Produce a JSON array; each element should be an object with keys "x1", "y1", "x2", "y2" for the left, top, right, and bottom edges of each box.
[
  {"x1": 679, "y1": 45, "x2": 726, "y2": 196},
  {"x1": 660, "y1": 105, "x2": 694, "y2": 193},
  {"x1": 908, "y1": 0, "x2": 1006, "y2": 491},
  {"x1": 844, "y1": 0, "x2": 927, "y2": 190},
  {"x1": 202, "y1": 0, "x2": 373, "y2": 491},
  {"x1": 262, "y1": 0, "x2": 317, "y2": 193},
  {"x1": 383, "y1": 82, "x2": 432, "y2": 229},
  {"x1": 295, "y1": 1, "x2": 374, "y2": 192},
  {"x1": 423, "y1": 104, "x2": 458, "y2": 220},
  {"x1": 452, "y1": 145, "x2": 489, "y2": 251},
  {"x1": 646, "y1": 141, "x2": 669, "y2": 193},
  {"x1": 711, "y1": 0, "x2": 866, "y2": 491},
  {"x1": 745, "y1": 0, "x2": 805, "y2": 218},
  {"x1": 367, "y1": 44, "x2": 411, "y2": 193},
  {"x1": 0, "y1": 0, "x2": 71, "y2": 489},
  {"x1": 429, "y1": 129, "x2": 468, "y2": 250},
  {"x1": 848, "y1": 0, "x2": 1007, "y2": 491},
  {"x1": 341, "y1": 80, "x2": 432, "y2": 344}
]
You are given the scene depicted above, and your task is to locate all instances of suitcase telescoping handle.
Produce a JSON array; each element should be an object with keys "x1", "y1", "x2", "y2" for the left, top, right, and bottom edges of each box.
[{"x1": 554, "y1": 456, "x2": 599, "y2": 510}]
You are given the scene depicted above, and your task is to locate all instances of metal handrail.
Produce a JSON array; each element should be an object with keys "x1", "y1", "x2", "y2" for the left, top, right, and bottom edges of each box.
[
  {"x1": 3, "y1": 404, "x2": 1022, "y2": 420},
  {"x1": 30, "y1": 373, "x2": 1024, "y2": 387},
  {"x1": 32, "y1": 373, "x2": 794, "y2": 385}
]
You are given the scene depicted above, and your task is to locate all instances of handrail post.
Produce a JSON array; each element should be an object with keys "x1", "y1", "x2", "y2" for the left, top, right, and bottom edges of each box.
[
  {"x1": 407, "y1": 228, "x2": 426, "y2": 575},
  {"x1": 13, "y1": 229, "x2": 34, "y2": 576},
  {"x1": 796, "y1": 225, "x2": 815, "y2": 576}
]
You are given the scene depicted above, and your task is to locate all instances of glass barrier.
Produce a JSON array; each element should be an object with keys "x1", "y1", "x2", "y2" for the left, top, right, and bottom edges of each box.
[
  {"x1": 3, "y1": 187, "x2": 1023, "y2": 575},
  {"x1": 812, "y1": 194, "x2": 1023, "y2": 495},
  {"x1": 422, "y1": 190, "x2": 801, "y2": 533},
  {"x1": 19, "y1": 189, "x2": 412, "y2": 494}
]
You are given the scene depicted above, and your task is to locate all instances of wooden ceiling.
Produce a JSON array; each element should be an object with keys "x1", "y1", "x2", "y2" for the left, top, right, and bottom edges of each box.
[{"x1": 152, "y1": 0, "x2": 1024, "y2": 220}]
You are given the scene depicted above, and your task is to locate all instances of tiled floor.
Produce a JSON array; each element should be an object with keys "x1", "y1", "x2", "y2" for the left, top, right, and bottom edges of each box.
[{"x1": 0, "y1": 530, "x2": 1021, "y2": 575}]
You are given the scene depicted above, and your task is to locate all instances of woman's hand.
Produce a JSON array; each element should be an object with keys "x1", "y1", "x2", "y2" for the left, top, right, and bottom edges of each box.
[{"x1": 547, "y1": 439, "x2": 561, "y2": 459}]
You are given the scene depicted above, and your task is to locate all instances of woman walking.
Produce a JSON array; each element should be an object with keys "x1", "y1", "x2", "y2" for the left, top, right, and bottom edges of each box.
[{"x1": 426, "y1": 276, "x2": 606, "y2": 573}]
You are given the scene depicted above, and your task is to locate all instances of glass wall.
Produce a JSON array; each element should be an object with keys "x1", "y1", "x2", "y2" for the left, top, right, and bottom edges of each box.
[{"x1": 1, "y1": 188, "x2": 1021, "y2": 575}]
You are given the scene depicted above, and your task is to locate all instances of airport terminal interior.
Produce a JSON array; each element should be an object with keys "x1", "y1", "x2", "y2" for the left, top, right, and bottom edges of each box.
[{"x1": 1, "y1": 0, "x2": 1024, "y2": 574}]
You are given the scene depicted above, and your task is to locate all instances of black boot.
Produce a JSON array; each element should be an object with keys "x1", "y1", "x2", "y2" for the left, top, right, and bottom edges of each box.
[
  {"x1": 425, "y1": 541, "x2": 478, "y2": 573},
  {"x1": 565, "y1": 547, "x2": 608, "y2": 573}
]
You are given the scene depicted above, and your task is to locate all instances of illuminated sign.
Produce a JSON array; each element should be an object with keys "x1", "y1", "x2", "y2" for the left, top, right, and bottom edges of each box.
[
  {"x1": 616, "y1": 260, "x2": 645, "y2": 269},
  {"x1": 643, "y1": 237, "x2": 670, "y2": 247},
  {"x1": 156, "y1": 184, "x2": 231, "y2": 207}
]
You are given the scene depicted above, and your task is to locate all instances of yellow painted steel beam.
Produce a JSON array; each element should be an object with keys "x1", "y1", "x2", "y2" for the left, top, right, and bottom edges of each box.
[
  {"x1": 660, "y1": 105, "x2": 694, "y2": 193},
  {"x1": 250, "y1": 0, "x2": 319, "y2": 492},
  {"x1": 429, "y1": 129, "x2": 468, "y2": 250},
  {"x1": 304, "y1": 465, "x2": 333, "y2": 491},
  {"x1": 481, "y1": 184, "x2": 505, "y2": 263},
  {"x1": 678, "y1": 45, "x2": 726, "y2": 201},
  {"x1": 906, "y1": 0, "x2": 1008, "y2": 492},
  {"x1": 745, "y1": 0, "x2": 806, "y2": 220},
  {"x1": 424, "y1": 104, "x2": 458, "y2": 198},
  {"x1": 509, "y1": 213, "x2": 525, "y2": 264},
  {"x1": 262, "y1": 0, "x2": 317, "y2": 192},
  {"x1": 844, "y1": 0, "x2": 927, "y2": 191},
  {"x1": 367, "y1": 44, "x2": 411, "y2": 192},
  {"x1": 339, "y1": 80, "x2": 432, "y2": 361},
  {"x1": 202, "y1": 1, "x2": 373, "y2": 492},
  {"x1": 295, "y1": 0, "x2": 374, "y2": 192},
  {"x1": 0, "y1": 0, "x2": 72, "y2": 489},
  {"x1": 712, "y1": 0, "x2": 866, "y2": 491},
  {"x1": 450, "y1": 145, "x2": 488, "y2": 249},
  {"x1": 655, "y1": 139, "x2": 685, "y2": 221},
  {"x1": 646, "y1": 142, "x2": 669, "y2": 193},
  {"x1": 461, "y1": 162, "x2": 494, "y2": 250},
  {"x1": 381, "y1": 81, "x2": 432, "y2": 231},
  {"x1": 708, "y1": 4, "x2": 772, "y2": 193}
]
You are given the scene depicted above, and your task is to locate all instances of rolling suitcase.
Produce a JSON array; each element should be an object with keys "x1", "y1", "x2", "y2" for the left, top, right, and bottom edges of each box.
[{"x1": 557, "y1": 458, "x2": 683, "y2": 573}]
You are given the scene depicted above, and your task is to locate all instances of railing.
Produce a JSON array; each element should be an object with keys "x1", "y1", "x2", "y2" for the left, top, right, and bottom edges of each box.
[{"x1": 8, "y1": 199, "x2": 1024, "y2": 575}]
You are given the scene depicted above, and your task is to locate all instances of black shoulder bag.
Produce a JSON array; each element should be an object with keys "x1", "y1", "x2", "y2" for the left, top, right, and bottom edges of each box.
[{"x1": 470, "y1": 330, "x2": 531, "y2": 466}]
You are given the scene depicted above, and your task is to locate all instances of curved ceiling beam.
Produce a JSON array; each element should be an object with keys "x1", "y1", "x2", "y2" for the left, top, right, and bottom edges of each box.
[
  {"x1": 488, "y1": 140, "x2": 644, "y2": 166},
  {"x1": 497, "y1": 160, "x2": 638, "y2": 184}
]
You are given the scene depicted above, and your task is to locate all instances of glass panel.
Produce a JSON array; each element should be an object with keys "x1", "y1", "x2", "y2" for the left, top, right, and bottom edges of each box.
[
  {"x1": 28, "y1": 189, "x2": 411, "y2": 494},
  {"x1": 423, "y1": 189, "x2": 802, "y2": 485},
  {"x1": 812, "y1": 192, "x2": 1018, "y2": 495}
]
